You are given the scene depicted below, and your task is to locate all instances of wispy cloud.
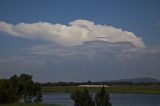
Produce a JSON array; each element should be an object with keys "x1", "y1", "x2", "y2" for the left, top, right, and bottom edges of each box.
[
  {"x1": 1, "y1": 41, "x2": 160, "y2": 82},
  {"x1": 0, "y1": 19, "x2": 145, "y2": 48}
]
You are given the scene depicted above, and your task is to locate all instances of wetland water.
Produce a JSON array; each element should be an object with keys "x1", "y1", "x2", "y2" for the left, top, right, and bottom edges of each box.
[{"x1": 42, "y1": 92, "x2": 160, "y2": 106}]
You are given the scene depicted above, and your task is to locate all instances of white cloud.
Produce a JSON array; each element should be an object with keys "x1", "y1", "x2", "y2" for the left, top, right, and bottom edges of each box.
[{"x1": 0, "y1": 19, "x2": 145, "y2": 48}]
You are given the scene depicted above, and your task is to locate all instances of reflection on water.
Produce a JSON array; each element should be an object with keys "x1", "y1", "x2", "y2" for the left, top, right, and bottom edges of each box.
[
  {"x1": 42, "y1": 92, "x2": 160, "y2": 106},
  {"x1": 42, "y1": 92, "x2": 74, "y2": 106}
]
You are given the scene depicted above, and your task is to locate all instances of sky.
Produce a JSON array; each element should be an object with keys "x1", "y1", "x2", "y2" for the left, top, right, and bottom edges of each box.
[{"x1": 0, "y1": 0, "x2": 160, "y2": 82}]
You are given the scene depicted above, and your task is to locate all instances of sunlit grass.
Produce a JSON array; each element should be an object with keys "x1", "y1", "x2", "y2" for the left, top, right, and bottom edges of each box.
[{"x1": 42, "y1": 85, "x2": 160, "y2": 94}]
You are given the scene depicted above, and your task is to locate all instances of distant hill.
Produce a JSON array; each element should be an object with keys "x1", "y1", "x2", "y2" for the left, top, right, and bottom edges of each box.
[{"x1": 109, "y1": 77, "x2": 160, "y2": 83}]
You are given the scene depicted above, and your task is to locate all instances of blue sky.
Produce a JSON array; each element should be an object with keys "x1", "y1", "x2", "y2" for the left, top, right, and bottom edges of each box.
[{"x1": 0, "y1": 0, "x2": 160, "y2": 82}]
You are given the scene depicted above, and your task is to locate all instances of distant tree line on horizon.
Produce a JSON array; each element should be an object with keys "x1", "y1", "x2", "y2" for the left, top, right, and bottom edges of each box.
[
  {"x1": 0, "y1": 74, "x2": 42, "y2": 104},
  {"x1": 42, "y1": 80, "x2": 160, "y2": 87}
]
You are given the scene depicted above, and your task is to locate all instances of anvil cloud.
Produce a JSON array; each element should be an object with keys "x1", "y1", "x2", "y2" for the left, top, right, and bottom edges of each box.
[{"x1": 0, "y1": 19, "x2": 145, "y2": 48}]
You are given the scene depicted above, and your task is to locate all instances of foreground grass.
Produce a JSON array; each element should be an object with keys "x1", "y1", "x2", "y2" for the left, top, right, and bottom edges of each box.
[
  {"x1": 0, "y1": 103, "x2": 62, "y2": 106},
  {"x1": 42, "y1": 85, "x2": 160, "y2": 94}
]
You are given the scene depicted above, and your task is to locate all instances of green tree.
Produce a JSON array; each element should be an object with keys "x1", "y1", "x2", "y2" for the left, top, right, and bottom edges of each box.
[
  {"x1": 71, "y1": 88, "x2": 95, "y2": 106},
  {"x1": 0, "y1": 74, "x2": 42, "y2": 104},
  {"x1": 71, "y1": 89, "x2": 81, "y2": 106},
  {"x1": 0, "y1": 79, "x2": 15, "y2": 103},
  {"x1": 71, "y1": 87, "x2": 112, "y2": 106},
  {"x1": 33, "y1": 83, "x2": 42, "y2": 102},
  {"x1": 95, "y1": 86, "x2": 112, "y2": 106},
  {"x1": 10, "y1": 75, "x2": 20, "y2": 102},
  {"x1": 19, "y1": 74, "x2": 33, "y2": 102}
]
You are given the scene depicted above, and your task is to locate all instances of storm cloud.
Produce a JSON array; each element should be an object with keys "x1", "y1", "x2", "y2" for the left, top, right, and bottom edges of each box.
[
  {"x1": 1, "y1": 19, "x2": 159, "y2": 82},
  {"x1": 0, "y1": 19, "x2": 145, "y2": 48}
]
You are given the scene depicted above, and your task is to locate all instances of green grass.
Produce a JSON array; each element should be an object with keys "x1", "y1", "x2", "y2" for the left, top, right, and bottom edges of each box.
[
  {"x1": 42, "y1": 86, "x2": 77, "y2": 92},
  {"x1": 0, "y1": 103, "x2": 62, "y2": 106},
  {"x1": 42, "y1": 85, "x2": 160, "y2": 94}
]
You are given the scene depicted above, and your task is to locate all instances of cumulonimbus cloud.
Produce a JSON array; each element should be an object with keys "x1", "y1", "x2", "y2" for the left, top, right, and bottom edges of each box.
[{"x1": 0, "y1": 19, "x2": 145, "y2": 48}]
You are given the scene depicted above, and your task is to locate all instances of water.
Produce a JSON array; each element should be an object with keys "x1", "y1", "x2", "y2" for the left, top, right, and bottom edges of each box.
[
  {"x1": 42, "y1": 92, "x2": 73, "y2": 106},
  {"x1": 42, "y1": 92, "x2": 160, "y2": 106},
  {"x1": 110, "y1": 93, "x2": 160, "y2": 106}
]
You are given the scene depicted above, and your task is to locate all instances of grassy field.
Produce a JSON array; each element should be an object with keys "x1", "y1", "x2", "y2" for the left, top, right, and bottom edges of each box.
[
  {"x1": 0, "y1": 103, "x2": 61, "y2": 106},
  {"x1": 42, "y1": 85, "x2": 160, "y2": 94}
]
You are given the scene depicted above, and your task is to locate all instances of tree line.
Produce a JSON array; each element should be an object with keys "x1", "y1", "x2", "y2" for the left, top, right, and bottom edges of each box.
[
  {"x1": 0, "y1": 74, "x2": 42, "y2": 104},
  {"x1": 42, "y1": 80, "x2": 160, "y2": 87},
  {"x1": 71, "y1": 86, "x2": 112, "y2": 106}
]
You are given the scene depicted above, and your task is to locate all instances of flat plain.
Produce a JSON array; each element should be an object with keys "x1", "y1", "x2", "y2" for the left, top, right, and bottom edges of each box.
[{"x1": 42, "y1": 85, "x2": 160, "y2": 94}]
